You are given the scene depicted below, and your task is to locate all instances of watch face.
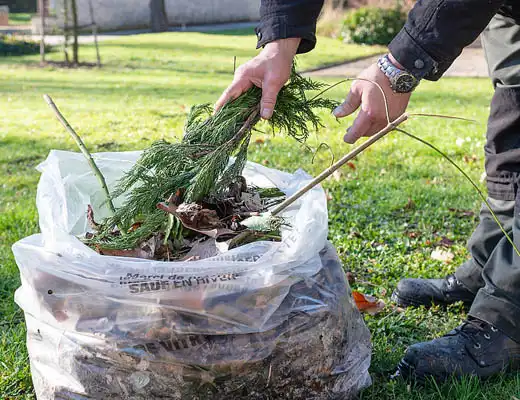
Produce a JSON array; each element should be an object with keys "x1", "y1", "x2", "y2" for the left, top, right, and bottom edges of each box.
[{"x1": 395, "y1": 74, "x2": 417, "y2": 93}]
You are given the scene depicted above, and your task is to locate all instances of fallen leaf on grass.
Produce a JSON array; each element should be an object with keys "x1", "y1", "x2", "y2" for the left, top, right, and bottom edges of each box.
[
  {"x1": 431, "y1": 247, "x2": 454, "y2": 263},
  {"x1": 438, "y1": 236, "x2": 455, "y2": 247},
  {"x1": 352, "y1": 291, "x2": 386, "y2": 315},
  {"x1": 448, "y1": 208, "x2": 475, "y2": 217},
  {"x1": 406, "y1": 231, "x2": 420, "y2": 239}
]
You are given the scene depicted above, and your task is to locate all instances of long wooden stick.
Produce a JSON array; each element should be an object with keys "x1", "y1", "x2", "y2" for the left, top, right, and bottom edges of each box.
[
  {"x1": 43, "y1": 94, "x2": 116, "y2": 215},
  {"x1": 271, "y1": 113, "x2": 409, "y2": 215}
]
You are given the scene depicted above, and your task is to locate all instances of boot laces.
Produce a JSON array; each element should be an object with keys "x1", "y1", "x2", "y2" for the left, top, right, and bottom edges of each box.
[{"x1": 450, "y1": 319, "x2": 491, "y2": 349}]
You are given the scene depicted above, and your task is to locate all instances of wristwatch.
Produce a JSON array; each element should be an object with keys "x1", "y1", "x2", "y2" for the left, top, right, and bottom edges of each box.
[{"x1": 377, "y1": 54, "x2": 419, "y2": 93}]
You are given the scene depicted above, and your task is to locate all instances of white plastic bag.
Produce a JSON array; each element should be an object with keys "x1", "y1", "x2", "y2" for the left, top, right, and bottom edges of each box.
[{"x1": 13, "y1": 150, "x2": 371, "y2": 399}]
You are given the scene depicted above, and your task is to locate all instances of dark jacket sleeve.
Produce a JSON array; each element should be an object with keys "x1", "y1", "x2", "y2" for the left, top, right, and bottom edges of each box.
[
  {"x1": 389, "y1": 0, "x2": 505, "y2": 80},
  {"x1": 255, "y1": 0, "x2": 324, "y2": 54}
]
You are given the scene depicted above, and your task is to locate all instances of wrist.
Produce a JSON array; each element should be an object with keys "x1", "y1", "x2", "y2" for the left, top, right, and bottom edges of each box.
[
  {"x1": 388, "y1": 53, "x2": 405, "y2": 70},
  {"x1": 264, "y1": 38, "x2": 301, "y2": 57}
]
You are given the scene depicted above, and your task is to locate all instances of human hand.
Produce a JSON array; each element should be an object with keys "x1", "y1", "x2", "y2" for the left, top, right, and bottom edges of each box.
[
  {"x1": 214, "y1": 38, "x2": 301, "y2": 119},
  {"x1": 333, "y1": 55, "x2": 412, "y2": 144}
]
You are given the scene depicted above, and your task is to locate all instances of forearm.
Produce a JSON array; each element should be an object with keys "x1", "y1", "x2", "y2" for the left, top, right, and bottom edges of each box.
[
  {"x1": 389, "y1": 0, "x2": 505, "y2": 80},
  {"x1": 255, "y1": 0, "x2": 324, "y2": 54}
]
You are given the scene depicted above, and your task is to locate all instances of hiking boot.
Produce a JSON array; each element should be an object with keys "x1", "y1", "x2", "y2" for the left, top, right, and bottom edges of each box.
[
  {"x1": 396, "y1": 318, "x2": 520, "y2": 382},
  {"x1": 392, "y1": 274, "x2": 475, "y2": 308}
]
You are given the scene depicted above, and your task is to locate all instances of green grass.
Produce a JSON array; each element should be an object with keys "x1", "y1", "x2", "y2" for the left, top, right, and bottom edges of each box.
[
  {"x1": 8, "y1": 12, "x2": 32, "y2": 25},
  {"x1": 1, "y1": 29, "x2": 519, "y2": 400}
]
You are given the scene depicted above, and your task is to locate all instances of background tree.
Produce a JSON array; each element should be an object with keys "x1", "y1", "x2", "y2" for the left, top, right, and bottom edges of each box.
[{"x1": 150, "y1": 0, "x2": 168, "y2": 32}]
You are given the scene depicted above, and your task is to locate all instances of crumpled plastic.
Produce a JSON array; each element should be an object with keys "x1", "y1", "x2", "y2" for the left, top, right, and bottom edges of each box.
[{"x1": 12, "y1": 150, "x2": 371, "y2": 399}]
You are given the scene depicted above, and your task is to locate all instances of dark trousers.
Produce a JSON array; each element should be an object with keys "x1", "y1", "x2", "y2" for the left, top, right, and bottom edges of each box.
[{"x1": 454, "y1": 13, "x2": 520, "y2": 343}]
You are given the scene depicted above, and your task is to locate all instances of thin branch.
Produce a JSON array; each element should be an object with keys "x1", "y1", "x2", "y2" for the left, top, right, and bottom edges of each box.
[
  {"x1": 396, "y1": 127, "x2": 520, "y2": 258},
  {"x1": 408, "y1": 113, "x2": 477, "y2": 123},
  {"x1": 43, "y1": 94, "x2": 117, "y2": 215},
  {"x1": 271, "y1": 113, "x2": 409, "y2": 215}
]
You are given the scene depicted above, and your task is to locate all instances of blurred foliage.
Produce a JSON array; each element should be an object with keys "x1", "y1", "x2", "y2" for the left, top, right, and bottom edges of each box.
[
  {"x1": 0, "y1": 34, "x2": 49, "y2": 56},
  {"x1": 341, "y1": 6, "x2": 406, "y2": 45}
]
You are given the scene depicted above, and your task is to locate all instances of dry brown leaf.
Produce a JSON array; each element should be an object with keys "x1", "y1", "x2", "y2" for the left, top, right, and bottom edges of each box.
[
  {"x1": 352, "y1": 291, "x2": 386, "y2": 315},
  {"x1": 448, "y1": 208, "x2": 475, "y2": 217},
  {"x1": 431, "y1": 247, "x2": 455, "y2": 263},
  {"x1": 86, "y1": 205, "x2": 101, "y2": 230},
  {"x1": 157, "y1": 202, "x2": 236, "y2": 239},
  {"x1": 99, "y1": 236, "x2": 159, "y2": 259},
  {"x1": 439, "y1": 236, "x2": 455, "y2": 247},
  {"x1": 182, "y1": 238, "x2": 221, "y2": 260}
]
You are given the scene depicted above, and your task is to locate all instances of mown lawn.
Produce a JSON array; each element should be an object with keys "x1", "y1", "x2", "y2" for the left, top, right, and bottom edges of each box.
[{"x1": 1, "y1": 29, "x2": 519, "y2": 399}]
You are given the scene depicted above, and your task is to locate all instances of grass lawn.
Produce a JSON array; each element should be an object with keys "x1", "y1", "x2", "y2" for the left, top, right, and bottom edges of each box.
[
  {"x1": 1, "y1": 29, "x2": 519, "y2": 399},
  {"x1": 8, "y1": 12, "x2": 32, "y2": 26}
]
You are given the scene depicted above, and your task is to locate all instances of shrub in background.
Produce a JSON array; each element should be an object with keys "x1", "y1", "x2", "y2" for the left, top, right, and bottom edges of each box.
[
  {"x1": 341, "y1": 6, "x2": 406, "y2": 45},
  {"x1": 0, "y1": 35, "x2": 48, "y2": 56}
]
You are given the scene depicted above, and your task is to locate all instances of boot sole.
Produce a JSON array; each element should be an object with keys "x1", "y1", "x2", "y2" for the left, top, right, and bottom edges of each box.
[{"x1": 392, "y1": 290, "x2": 474, "y2": 309}]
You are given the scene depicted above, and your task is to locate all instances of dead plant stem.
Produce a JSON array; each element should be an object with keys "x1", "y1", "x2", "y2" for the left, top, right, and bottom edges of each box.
[{"x1": 43, "y1": 94, "x2": 117, "y2": 215}]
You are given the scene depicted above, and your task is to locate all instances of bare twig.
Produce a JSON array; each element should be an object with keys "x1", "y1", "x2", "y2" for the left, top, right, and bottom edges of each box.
[
  {"x1": 408, "y1": 113, "x2": 477, "y2": 123},
  {"x1": 43, "y1": 94, "x2": 116, "y2": 215}
]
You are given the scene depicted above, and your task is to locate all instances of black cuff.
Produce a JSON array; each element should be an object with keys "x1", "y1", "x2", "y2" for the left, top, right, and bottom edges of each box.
[
  {"x1": 388, "y1": 28, "x2": 440, "y2": 81},
  {"x1": 255, "y1": 15, "x2": 317, "y2": 54}
]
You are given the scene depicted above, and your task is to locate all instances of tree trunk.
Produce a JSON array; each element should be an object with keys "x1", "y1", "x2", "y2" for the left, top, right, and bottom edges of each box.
[
  {"x1": 63, "y1": 0, "x2": 70, "y2": 64},
  {"x1": 71, "y1": 0, "x2": 79, "y2": 64},
  {"x1": 38, "y1": 0, "x2": 45, "y2": 65},
  {"x1": 150, "y1": 0, "x2": 168, "y2": 32},
  {"x1": 88, "y1": 0, "x2": 101, "y2": 67}
]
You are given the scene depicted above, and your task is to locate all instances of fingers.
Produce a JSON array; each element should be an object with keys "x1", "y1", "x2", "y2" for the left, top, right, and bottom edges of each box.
[
  {"x1": 260, "y1": 81, "x2": 282, "y2": 119},
  {"x1": 343, "y1": 110, "x2": 373, "y2": 144},
  {"x1": 214, "y1": 78, "x2": 253, "y2": 112},
  {"x1": 333, "y1": 89, "x2": 361, "y2": 118}
]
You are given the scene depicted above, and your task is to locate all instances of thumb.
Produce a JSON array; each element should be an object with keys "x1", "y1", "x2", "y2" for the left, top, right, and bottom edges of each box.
[
  {"x1": 260, "y1": 81, "x2": 282, "y2": 119},
  {"x1": 333, "y1": 89, "x2": 361, "y2": 118}
]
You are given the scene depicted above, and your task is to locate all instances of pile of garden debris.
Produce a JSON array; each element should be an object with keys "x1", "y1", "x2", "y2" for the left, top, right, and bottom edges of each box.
[
  {"x1": 87, "y1": 183, "x2": 286, "y2": 261},
  {"x1": 79, "y1": 69, "x2": 335, "y2": 263}
]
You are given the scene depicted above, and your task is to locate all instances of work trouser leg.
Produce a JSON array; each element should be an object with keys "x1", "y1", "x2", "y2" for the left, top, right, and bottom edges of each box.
[{"x1": 462, "y1": 13, "x2": 520, "y2": 343}]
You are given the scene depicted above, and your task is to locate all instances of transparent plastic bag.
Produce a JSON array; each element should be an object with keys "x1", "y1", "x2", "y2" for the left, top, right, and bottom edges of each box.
[{"x1": 13, "y1": 150, "x2": 371, "y2": 399}]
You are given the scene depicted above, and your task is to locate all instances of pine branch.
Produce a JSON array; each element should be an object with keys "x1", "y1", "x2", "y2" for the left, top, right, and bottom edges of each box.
[{"x1": 88, "y1": 69, "x2": 339, "y2": 250}]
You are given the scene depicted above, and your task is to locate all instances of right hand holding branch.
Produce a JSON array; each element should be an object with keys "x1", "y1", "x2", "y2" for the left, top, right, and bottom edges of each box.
[{"x1": 215, "y1": 38, "x2": 301, "y2": 119}]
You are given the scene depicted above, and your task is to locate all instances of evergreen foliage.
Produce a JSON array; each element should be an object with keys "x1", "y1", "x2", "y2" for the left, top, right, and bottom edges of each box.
[{"x1": 88, "y1": 69, "x2": 338, "y2": 250}]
